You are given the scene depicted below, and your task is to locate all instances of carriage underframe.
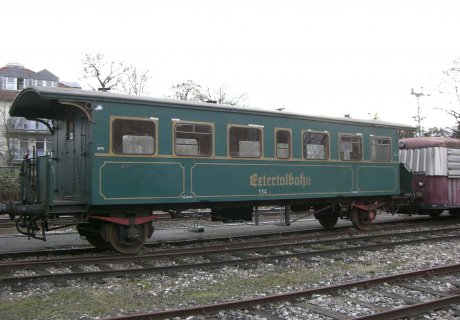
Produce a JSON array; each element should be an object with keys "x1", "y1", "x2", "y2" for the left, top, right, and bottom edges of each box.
[{"x1": 1, "y1": 185, "x2": 435, "y2": 254}]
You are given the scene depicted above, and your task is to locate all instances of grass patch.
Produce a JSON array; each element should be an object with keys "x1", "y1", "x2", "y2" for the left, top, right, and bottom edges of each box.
[{"x1": 0, "y1": 283, "x2": 160, "y2": 319}]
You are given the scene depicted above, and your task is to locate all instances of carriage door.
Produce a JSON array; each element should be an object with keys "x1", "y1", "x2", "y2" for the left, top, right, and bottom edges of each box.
[
  {"x1": 448, "y1": 148, "x2": 460, "y2": 206},
  {"x1": 58, "y1": 110, "x2": 88, "y2": 200}
]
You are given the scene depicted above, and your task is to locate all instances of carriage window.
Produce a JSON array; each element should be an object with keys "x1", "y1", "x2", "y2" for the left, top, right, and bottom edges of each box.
[
  {"x1": 340, "y1": 135, "x2": 362, "y2": 161},
  {"x1": 229, "y1": 126, "x2": 262, "y2": 158},
  {"x1": 175, "y1": 123, "x2": 213, "y2": 156},
  {"x1": 372, "y1": 137, "x2": 391, "y2": 162},
  {"x1": 276, "y1": 130, "x2": 291, "y2": 159},
  {"x1": 112, "y1": 119, "x2": 155, "y2": 155},
  {"x1": 303, "y1": 132, "x2": 329, "y2": 160}
]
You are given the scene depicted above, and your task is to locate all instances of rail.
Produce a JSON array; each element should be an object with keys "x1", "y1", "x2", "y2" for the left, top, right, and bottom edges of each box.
[
  {"x1": 1, "y1": 226, "x2": 459, "y2": 286},
  {"x1": 104, "y1": 264, "x2": 460, "y2": 320}
]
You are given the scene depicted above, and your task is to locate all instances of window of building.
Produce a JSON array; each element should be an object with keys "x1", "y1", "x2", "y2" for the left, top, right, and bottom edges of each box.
[
  {"x1": 275, "y1": 129, "x2": 291, "y2": 159},
  {"x1": 10, "y1": 138, "x2": 18, "y2": 160},
  {"x1": 112, "y1": 118, "x2": 156, "y2": 155},
  {"x1": 174, "y1": 123, "x2": 213, "y2": 157},
  {"x1": 11, "y1": 137, "x2": 52, "y2": 159},
  {"x1": 7, "y1": 117, "x2": 19, "y2": 130},
  {"x1": 229, "y1": 126, "x2": 262, "y2": 158},
  {"x1": 340, "y1": 135, "x2": 363, "y2": 161},
  {"x1": 26, "y1": 79, "x2": 35, "y2": 87},
  {"x1": 17, "y1": 78, "x2": 24, "y2": 90},
  {"x1": 6, "y1": 77, "x2": 15, "y2": 90},
  {"x1": 19, "y1": 138, "x2": 29, "y2": 159},
  {"x1": 36, "y1": 138, "x2": 45, "y2": 157},
  {"x1": 371, "y1": 137, "x2": 391, "y2": 162},
  {"x1": 303, "y1": 132, "x2": 329, "y2": 160}
]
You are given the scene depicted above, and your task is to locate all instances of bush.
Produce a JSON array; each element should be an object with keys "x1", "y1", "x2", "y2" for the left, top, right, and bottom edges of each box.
[{"x1": 0, "y1": 168, "x2": 20, "y2": 201}]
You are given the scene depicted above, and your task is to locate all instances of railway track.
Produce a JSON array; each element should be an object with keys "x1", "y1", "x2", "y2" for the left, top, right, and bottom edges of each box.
[
  {"x1": 0, "y1": 214, "x2": 454, "y2": 260},
  {"x1": 0, "y1": 226, "x2": 458, "y2": 289},
  {"x1": 103, "y1": 264, "x2": 460, "y2": 320}
]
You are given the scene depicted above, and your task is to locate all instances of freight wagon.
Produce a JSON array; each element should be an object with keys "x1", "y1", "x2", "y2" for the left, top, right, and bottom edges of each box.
[{"x1": 399, "y1": 137, "x2": 460, "y2": 217}]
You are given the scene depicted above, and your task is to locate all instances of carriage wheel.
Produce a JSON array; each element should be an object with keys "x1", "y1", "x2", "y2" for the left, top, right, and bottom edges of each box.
[
  {"x1": 316, "y1": 213, "x2": 339, "y2": 230},
  {"x1": 107, "y1": 222, "x2": 149, "y2": 254},
  {"x1": 77, "y1": 223, "x2": 109, "y2": 249},
  {"x1": 350, "y1": 208, "x2": 374, "y2": 231}
]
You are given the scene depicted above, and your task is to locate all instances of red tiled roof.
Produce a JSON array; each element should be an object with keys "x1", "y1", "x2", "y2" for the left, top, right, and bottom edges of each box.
[{"x1": 0, "y1": 90, "x2": 19, "y2": 101}]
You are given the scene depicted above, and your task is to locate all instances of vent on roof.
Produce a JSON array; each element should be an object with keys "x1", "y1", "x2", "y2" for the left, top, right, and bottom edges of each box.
[{"x1": 6, "y1": 63, "x2": 24, "y2": 68}]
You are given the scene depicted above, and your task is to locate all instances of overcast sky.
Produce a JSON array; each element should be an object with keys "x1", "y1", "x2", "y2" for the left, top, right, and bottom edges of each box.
[{"x1": 2, "y1": 0, "x2": 460, "y2": 130}]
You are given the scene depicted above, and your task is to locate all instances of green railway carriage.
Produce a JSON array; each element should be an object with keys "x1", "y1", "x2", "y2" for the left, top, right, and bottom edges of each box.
[{"x1": 1, "y1": 87, "x2": 412, "y2": 253}]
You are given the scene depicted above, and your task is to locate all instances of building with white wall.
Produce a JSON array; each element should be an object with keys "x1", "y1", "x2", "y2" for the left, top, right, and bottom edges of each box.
[{"x1": 0, "y1": 63, "x2": 80, "y2": 165}]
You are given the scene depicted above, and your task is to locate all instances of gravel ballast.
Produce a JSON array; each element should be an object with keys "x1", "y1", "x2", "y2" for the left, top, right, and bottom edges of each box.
[{"x1": 0, "y1": 236, "x2": 459, "y2": 319}]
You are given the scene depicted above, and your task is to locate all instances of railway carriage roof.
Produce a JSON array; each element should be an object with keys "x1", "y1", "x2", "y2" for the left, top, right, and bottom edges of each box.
[
  {"x1": 399, "y1": 137, "x2": 460, "y2": 149},
  {"x1": 11, "y1": 87, "x2": 413, "y2": 130}
]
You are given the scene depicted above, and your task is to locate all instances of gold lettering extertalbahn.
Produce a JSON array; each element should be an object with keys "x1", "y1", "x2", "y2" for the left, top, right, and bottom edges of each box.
[{"x1": 249, "y1": 173, "x2": 311, "y2": 188}]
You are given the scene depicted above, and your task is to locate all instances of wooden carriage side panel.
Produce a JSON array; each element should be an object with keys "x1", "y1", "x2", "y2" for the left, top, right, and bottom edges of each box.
[
  {"x1": 420, "y1": 176, "x2": 449, "y2": 205},
  {"x1": 448, "y1": 148, "x2": 460, "y2": 206},
  {"x1": 448, "y1": 178, "x2": 460, "y2": 206}
]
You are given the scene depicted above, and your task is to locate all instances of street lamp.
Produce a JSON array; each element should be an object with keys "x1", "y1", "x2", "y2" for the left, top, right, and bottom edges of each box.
[{"x1": 411, "y1": 87, "x2": 428, "y2": 136}]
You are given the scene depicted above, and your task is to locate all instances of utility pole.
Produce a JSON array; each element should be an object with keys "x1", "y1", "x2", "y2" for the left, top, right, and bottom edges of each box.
[{"x1": 411, "y1": 87, "x2": 427, "y2": 137}]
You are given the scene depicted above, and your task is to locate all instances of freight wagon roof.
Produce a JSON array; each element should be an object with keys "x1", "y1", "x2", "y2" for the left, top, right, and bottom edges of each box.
[
  {"x1": 399, "y1": 137, "x2": 460, "y2": 149},
  {"x1": 11, "y1": 86, "x2": 413, "y2": 130}
]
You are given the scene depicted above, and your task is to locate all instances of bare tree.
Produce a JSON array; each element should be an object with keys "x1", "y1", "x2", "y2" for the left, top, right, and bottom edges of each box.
[
  {"x1": 424, "y1": 126, "x2": 453, "y2": 137},
  {"x1": 399, "y1": 130, "x2": 416, "y2": 139},
  {"x1": 0, "y1": 106, "x2": 18, "y2": 165},
  {"x1": 0, "y1": 108, "x2": 20, "y2": 200},
  {"x1": 439, "y1": 59, "x2": 460, "y2": 137},
  {"x1": 200, "y1": 85, "x2": 247, "y2": 106},
  {"x1": 81, "y1": 53, "x2": 130, "y2": 92},
  {"x1": 170, "y1": 80, "x2": 203, "y2": 101},
  {"x1": 119, "y1": 65, "x2": 151, "y2": 96},
  {"x1": 170, "y1": 81, "x2": 247, "y2": 106}
]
